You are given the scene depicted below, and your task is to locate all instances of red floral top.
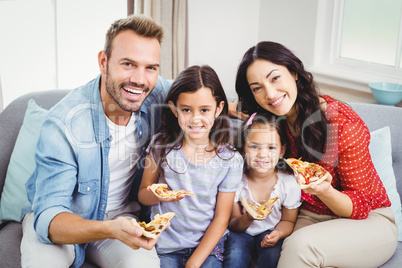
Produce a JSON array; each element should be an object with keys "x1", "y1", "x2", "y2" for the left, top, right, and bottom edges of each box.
[{"x1": 287, "y1": 95, "x2": 391, "y2": 219}]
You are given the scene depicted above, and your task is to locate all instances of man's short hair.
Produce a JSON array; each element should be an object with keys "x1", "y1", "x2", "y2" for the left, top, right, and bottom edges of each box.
[{"x1": 104, "y1": 14, "x2": 164, "y2": 59}]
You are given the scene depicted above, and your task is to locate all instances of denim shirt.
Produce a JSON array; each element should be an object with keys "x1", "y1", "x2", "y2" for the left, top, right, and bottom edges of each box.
[{"x1": 24, "y1": 74, "x2": 170, "y2": 268}]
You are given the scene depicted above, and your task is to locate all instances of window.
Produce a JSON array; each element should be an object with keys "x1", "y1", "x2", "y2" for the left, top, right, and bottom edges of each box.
[
  {"x1": 0, "y1": 0, "x2": 126, "y2": 108},
  {"x1": 339, "y1": 0, "x2": 402, "y2": 68},
  {"x1": 311, "y1": 0, "x2": 402, "y2": 92}
]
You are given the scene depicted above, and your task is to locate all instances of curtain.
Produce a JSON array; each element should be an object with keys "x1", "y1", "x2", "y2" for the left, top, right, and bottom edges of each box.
[
  {"x1": 128, "y1": 0, "x2": 187, "y2": 79},
  {"x1": 0, "y1": 75, "x2": 3, "y2": 113}
]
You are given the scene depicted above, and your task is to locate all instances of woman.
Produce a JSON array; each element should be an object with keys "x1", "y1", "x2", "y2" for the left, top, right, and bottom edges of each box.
[{"x1": 235, "y1": 41, "x2": 397, "y2": 267}]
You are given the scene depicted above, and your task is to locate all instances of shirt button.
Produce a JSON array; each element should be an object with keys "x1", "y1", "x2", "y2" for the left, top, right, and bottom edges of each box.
[
  {"x1": 139, "y1": 131, "x2": 142, "y2": 135},
  {"x1": 87, "y1": 186, "x2": 90, "y2": 191},
  {"x1": 142, "y1": 147, "x2": 145, "y2": 151},
  {"x1": 105, "y1": 179, "x2": 108, "y2": 184},
  {"x1": 102, "y1": 204, "x2": 105, "y2": 208}
]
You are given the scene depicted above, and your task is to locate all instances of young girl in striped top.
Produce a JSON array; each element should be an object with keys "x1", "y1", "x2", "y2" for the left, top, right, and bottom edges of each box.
[{"x1": 138, "y1": 65, "x2": 243, "y2": 267}]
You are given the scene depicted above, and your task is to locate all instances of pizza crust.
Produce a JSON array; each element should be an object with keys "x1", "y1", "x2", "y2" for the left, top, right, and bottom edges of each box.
[
  {"x1": 241, "y1": 196, "x2": 280, "y2": 220},
  {"x1": 150, "y1": 183, "x2": 195, "y2": 199},
  {"x1": 131, "y1": 212, "x2": 175, "y2": 239},
  {"x1": 285, "y1": 158, "x2": 330, "y2": 189}
]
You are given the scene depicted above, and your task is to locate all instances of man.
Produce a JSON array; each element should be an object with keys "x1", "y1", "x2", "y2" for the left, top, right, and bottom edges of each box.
[{"x1": 21, "y1": 14, "x2": 170, "y2": 268}]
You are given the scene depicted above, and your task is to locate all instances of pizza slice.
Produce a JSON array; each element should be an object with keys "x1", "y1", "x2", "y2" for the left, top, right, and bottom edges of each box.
[
  {"x1": 131, "y1": 212, "x2": 175, "y2": 239},
  {"x1": 284, "y1": 157, "x2": 330, "y2": 189},
  {"x1": 150, "y1": 183, "x2": 195, "y2": 199},
  {"x1": 240, "y1": 196, "x2": 280, "y2": 220}
]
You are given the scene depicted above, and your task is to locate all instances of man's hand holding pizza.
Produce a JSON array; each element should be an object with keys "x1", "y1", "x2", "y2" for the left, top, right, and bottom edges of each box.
[{"x1": 108, "y1": 217, "x2": 158, "y2": 250}]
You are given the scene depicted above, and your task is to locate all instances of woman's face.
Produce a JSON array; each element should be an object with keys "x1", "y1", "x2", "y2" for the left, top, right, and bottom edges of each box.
[{"x1": 246, "y1": 59, "x2": 298, "y2": 117}]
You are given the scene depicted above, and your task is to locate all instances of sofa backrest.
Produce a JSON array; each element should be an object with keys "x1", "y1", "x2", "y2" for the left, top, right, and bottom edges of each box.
[
  {"x1": 350, "y1": 103, "x2": 402, "y2": 201},
  {"x1": 0, "y1": 90, "x2": 69, "y2": 197},
  {"x1": 1, "y1": 91, "x2": 401, "y2": 208}
]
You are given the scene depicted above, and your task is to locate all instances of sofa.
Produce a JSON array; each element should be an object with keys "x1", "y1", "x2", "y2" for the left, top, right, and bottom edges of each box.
[{"x1": 0, "y1": 90, "x2": 401, "y2": 267}]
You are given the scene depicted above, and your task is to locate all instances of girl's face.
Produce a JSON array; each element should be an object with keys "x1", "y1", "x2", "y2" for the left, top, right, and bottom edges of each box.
[
  {"x1": 244, "y1": 124, "x2": 285, "y2": 176},
  {"x1": 169, "y1": 87, "x2": 224, "y2": 145},
  {"x1": 246, "y1": 59, "x2": 298, "y2": 117}
]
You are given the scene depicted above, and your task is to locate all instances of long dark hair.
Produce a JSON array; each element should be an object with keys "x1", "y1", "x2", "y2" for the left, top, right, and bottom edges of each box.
[
  {"x1": 149, "y1": 65, "x2": 233, "y2": 178},
  {"x1": 235, "y1": 41, "x2": 327, "y2": 162}
]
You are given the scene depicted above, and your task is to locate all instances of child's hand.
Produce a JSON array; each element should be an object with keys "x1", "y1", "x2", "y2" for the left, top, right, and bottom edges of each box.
[
  {"x1": 244, "y1": 210, "x2": 256, "y2": 221},
  {"x1": 146, "y1": 186, "x2": 186, "y2": 202},
  {"x1": 261, "y1": 230, "x2": 280, "y2": 248}
]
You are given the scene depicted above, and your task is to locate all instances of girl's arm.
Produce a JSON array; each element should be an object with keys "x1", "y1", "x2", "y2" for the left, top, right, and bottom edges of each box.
[
  {"x1": 261, "y1": 207, "x2": 299, "y2": 248},
  {"x1": 138, "y1": 154, "x2": 190, "y2": 206},
  {"x1": 138, "y1": 154, "x2": 162, "y2": 206},
  {"x1": 185, "y1": 191, "x2": 235, "y2": 268},
  {"x1": 228, "y1": 201, "x2": 254, "y2": 232}
]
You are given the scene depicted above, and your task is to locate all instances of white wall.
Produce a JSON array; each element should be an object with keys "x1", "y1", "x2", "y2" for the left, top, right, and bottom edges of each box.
[
  {"x1": 2, "y1": 0, "x2": 371, "y2": 109},
  {"x1": 187, "y1": 0, "x2": 260, "y2": 99},
  {"x1": 0, "y1": 0, "x2": 126, "y2": 109},
  {"x1": 257, "y1": 0, "x2": 318, "y2": 67},
  {"x1": 187, "y1": 0, "x2": 319, "y2": 99}
]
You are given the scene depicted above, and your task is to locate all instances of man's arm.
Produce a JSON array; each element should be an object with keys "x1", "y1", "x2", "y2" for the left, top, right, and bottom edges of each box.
[
  {"x1": 228, "y1": 100, "x2": 249, "y2": 120},
  {"x1": 48, "y1": 212, "x2": 157, "y2": 250}
]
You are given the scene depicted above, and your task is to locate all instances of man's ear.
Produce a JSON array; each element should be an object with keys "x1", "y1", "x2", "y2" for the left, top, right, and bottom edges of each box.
[
  {"x1": 98, "y1": 50, "x2": 107, "y2": 75},
  {"x1": 215, "y1": 101, "x2": 225, "y2": 118},
  {"x1": 168, "y1": 101, "x2": 178, "y2": 117}
]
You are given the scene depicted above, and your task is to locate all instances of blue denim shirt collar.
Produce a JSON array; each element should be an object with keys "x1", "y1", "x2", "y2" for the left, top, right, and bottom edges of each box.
[{"x1": 89, "y1": 75, "x2": 111, "y2": 144}]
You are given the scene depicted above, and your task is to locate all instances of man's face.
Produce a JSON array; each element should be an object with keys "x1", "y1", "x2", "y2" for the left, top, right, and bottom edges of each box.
[{"x1": 100, "y1": 30, "x2": 161, "y2": 115}]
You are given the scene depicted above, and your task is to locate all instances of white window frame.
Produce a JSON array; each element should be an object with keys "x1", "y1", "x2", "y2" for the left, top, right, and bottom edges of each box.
[{"x1": 310, "y1": 0, "x2": 402, "y2": 93}]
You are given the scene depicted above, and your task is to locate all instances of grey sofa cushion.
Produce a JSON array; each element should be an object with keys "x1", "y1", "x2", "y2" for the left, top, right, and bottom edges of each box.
[
  {"x1": 0, "y1": 90, "x2": 70, "y2": 195},
  {"x1": 0, "y1": 221, "x2": 22, "y2": 267},
  {"x1": 350, "y1": 103, "x2": 402, "y2": 198}
]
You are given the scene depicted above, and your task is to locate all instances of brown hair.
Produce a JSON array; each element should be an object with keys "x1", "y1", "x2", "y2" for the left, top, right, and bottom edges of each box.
[{"x1": 104, "y1": 14, "x2": 164, "y2": 59}]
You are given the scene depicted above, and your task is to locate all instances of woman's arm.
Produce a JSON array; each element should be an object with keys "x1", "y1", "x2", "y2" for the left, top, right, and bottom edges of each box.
[
  {"x1": 185, "y1": 192, "x2": 235, "y2": 268},
  {"x1": 304, "y1": 175, "x2": 353, "y2": 218},
  {"x1": 228, "y1": 201, "x2": 254, "y2": 232},
  {"x1": 261, "y1": 207, "x2": 299, "y2": 248}
]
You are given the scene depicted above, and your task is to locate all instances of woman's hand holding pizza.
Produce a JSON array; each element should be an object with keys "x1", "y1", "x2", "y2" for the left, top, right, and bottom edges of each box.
[{"x1": 302, "y1": 172, "x2": 333, "y2": 196}]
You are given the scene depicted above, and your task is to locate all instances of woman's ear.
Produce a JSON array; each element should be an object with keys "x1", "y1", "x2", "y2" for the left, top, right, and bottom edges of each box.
[
  {"x1": 280, "y1": 144, "x2": 287, "y2": 158},
  {"x1": 293, "y1": 72, "x2": 298, "y2": 81},
  {"x1": 168, "y1": 101, "x2": 178, "y2": 117},
  {"x1": 215, "y1": 101, "x2": 225, "y2": 118}
]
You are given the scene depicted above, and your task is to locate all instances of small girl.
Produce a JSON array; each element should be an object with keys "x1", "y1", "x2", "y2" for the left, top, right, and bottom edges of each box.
[
  {"x1": 223, "y1": 113, "x2": 301, "y2": 268},
  {"x1": 138, "y1": 65, "x2": 243, "y2": 268}
]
